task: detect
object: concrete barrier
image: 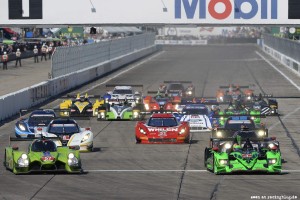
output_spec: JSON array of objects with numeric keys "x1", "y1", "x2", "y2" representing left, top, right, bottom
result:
[
  {"x1": 262, "y1": 44, "x2": 300, "y2": 76},
  {"x1": 0, "y1": 45, "x2": 158, "y2": 121}
]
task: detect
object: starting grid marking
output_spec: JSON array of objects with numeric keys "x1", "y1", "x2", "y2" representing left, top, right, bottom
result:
[{"x1": 84, "y1": 169, "x2": 300, "y2": 173}]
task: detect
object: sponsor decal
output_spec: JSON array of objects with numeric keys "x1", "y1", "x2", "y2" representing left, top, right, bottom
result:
[
  {"x1": 175, "y1": 0, "x2": 278, "y2": 20},
  {"x1": 148, "y1": 128, "x2": 179, "y2": 132}
]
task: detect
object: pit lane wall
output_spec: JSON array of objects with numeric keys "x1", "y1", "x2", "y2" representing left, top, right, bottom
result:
[
  {"x1": 262, "y1": 34, "x2": 300, "y2": 75},
  {"x1": 0, "y1": 33, "x2": 157, "y2": 121}
]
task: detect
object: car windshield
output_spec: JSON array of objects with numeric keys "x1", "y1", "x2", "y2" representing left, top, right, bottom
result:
[
  {"x1": 168, "y1": 84, "x2": 184, "y2": 90},
  {"x1": 113, "y1": 89, "x2": 133, "y2": 94},
  {"x1": 225, "y1": 120, "x2": 255, "y2": 130},
  {"x1": 48, "y1": 123, "x2": 79, "y2": 134},
  {"x1": 148, "y1": 117, "x2": 178, "y2": 127},
  {"x1": 28, "y1": 115, "x2": 55, "y2": 126},
  {"x1": 182, "y1": 108, "x2": 208, "y2": 115},
  {"x1": 31, "y1": 140, "x2": 57, "y2": 152},
  {"x1": 234, "y1": 131, "x2": 259, "y2": 139}
]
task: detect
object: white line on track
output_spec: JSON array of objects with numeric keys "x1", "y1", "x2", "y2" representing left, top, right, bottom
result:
[
  {"x1": 84, "y1": 170, "x2": 208, "y2": 172},
  {"x1": 81, "y1": 51, "x2": 165, "y2": 94},
  {"x1": 256, "y1": 51, "x2": 300, "y2": 130},
  {"x1": 84, "y1": 169, "x2": 300, "y2": 173},
  {"x1": 256, "y1": 51, "x2": 300, "y2": 92},
  {"x1": 269, "y1": 106, "x2": 300, "y2": 131}
]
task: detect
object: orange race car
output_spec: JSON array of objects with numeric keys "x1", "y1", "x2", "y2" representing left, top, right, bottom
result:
[{"x1": 216, "y1": 84, "x2": 254, "y2": 103}]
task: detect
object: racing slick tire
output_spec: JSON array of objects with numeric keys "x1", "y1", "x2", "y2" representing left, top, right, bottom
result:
[
  {"x1": 136, "y1": 137, "x2": 141, "y2": 144},
  {"x1": 4, "y1": 151, "x2": 8, "y2": 170},
  {"x1": 184, "y1": 134, "x2": 191, "y2": 144},
  {"x1": 204, "y1": 148, "x2": 209, "y2": 167},
  {"x1": 212, "y1": 155, "x2": 219, "y2": 175}
]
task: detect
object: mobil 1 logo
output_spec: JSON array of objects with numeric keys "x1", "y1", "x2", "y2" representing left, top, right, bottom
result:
[{"x1": 8, "y1": 0, "x2": 42, "y2": 19}]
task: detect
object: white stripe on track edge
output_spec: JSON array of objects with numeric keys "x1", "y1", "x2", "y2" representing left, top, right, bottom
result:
[
  {"x1": 256, "y1": 51, "x2": 300, "y2": 92},
  {"x1": 256, "y1": 51, "x2": 300, "y2": 130},
  {"x1": 84, "y1": 169, "x2": 300, "y2": 173},
  {"x1": 81, "y1": 51, "x2": 165, "y2": 94},
  {"x1": 84, "y1": 169, "x2": 207, "y2": 172}
]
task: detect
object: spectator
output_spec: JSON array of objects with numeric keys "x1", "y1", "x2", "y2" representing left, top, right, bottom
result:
[
  {"x1": 15, "y1": 48, "x2": 22, "y2": 67},
  {"x1": 33, "y1": 45, "x2": 39, "y2": 63},
  {"x1": 1, "y1": 52, "x2": 8, "y2": 70},
  {"x1": 41, "y1": 44, "x2": 47, "y2": 61},
  {"x1": 48, "y1": 44, "x2": 53, "y2": 59}
]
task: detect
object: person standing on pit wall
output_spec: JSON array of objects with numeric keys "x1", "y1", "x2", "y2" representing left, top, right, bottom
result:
[
  {"x1": 33, "y1": 45, "x2": 39, "y2": 63},
  {"x1": 48, "y1": 44, "x2": 53, "y2": 59},
  {"x1": 41, "y1": 44, "x2": 47, "y2": 61},
  {"x1": 1, "y1": 52, "x2": 8, "y2": 70},
  {"x1": 15, "y1": 48, "x2": 22, "y2": 67}
]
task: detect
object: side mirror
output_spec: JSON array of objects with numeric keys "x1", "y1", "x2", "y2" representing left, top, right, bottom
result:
[
  {"x1": 69, "y1": 146, "x2": 80, "y2": 150},
  {"x1": 12, "y1": 146, "x2": 19, "y2": 150}
]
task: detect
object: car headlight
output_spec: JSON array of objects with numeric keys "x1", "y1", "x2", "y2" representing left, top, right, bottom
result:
[
  {"x1": 219, "y1": 159, "x2": 228, "y2": 165},
  {"x1": 68, "y1": 153, "x2": 79, "y2": 166},
  {"x1": 224, "y1": 143, "x2": 231, "y2": 149},
  {"x1": 18, "y1": 123, "x2": 27, "y2": 131},
  {"x1": 18, "y1": 154, "x2": 29, "y2": 167},
  {"x1": 139, "y1": 127, "x2": 146, "y2": 134},
  {"x1": 251, "y1": 116, "x2": 255, "y2": 120},
  {"x1": 216, "y1": 131, "x2": 223, "y2": 138},
  {"x1": 220, "y1": 117, "x2": 224, "y2": 121},
  {"x1": 258, "y1": 130, "x2": 265, "y2": 137},
  {"x1": 179, "y1": 128, "x2": 186, "y2": 134},
  {"x1": 22, "y1": 154, "x2": 28, "y2": 159},
  {"x1": 68, "y1": 153, "x2": 75, "y2": 159},
  {"x1": 187, "y1": 91, "x2": 192, "y2": 95},
  {"x1": 175, "y1": 104, "x2": 179, "y2": 110},
  {"x1": 219, "y1": 96, "x2": 223, "y2": 101},
  {"x1": 64, "y1": 111, "x2": 69, "y2": 115},
  {"x1": 133, "y1": 111, "x2": 139, "y2": 117},
  {"x1": 81, "y1": 133, "x2": 90, "y2": 143},
  {"x1": 268, "y1": 158, "x2": 277, "y2": 165},
  {"x1": 247, "y1": 96, "x2": 251, "y2": 100},
  {"x1": 145, "y1": 104, "x2": 149, "y2": 111}
]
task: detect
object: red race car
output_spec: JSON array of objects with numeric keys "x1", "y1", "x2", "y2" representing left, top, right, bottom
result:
[{"x1": 135, "y1": 113, "x2": 190, "y2": 144}]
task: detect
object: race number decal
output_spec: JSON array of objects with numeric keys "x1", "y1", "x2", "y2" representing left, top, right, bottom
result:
[{"x1": 8, "y1": 0, "x2": 43, "y2": 19}]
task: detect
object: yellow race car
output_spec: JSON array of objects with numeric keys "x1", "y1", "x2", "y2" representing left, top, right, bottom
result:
[{"x1": 59, "y1": 93, "x2": 104, "y2": 117}]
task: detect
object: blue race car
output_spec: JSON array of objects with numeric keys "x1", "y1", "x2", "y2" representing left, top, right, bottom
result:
[{"x1": 15, "y1": 109, "x2": 56, "y2": 138}]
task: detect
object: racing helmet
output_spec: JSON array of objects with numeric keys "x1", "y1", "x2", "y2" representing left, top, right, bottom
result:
[
  {"x1": 211, "y1": 105, "x2": 219, "y2": 111},
  {"x1": 233, "y1": 143, "x2": 242, "y2": 151},
  {"x1": 253, "y1": 102, "x2": 261, "y2": 110}
]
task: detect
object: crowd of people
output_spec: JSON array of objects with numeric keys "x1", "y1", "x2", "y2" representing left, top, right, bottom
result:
[{"x1": 0, "y1": 41, "x2": 57, "y2": 70}]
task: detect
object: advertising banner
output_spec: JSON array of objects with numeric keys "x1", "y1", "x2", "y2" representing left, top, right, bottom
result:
[{"x1": 1, "y1": 0, "x2": 300, "y2": 25}]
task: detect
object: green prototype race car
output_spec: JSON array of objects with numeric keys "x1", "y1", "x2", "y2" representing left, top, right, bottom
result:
[
  {"x1": 204, "y1": 131, "x2": 281, "y2": 174},
  {"x1": 4, "y1": 137, "x2": 82, "y2": 174},
  {"x1": 97, "y1": 101, "x2": 144, "y2": 121}
]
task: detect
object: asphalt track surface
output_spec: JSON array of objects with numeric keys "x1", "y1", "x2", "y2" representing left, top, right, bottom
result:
[{"x1": 0, "y1": 45, "x2": 300, "y2": 200}]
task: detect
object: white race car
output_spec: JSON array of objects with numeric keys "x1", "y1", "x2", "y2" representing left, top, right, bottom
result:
[
  {"x1": 106, "y1": 84, "x2": 142, "y2": 106},
  {"x1": 179, "y1": 104, "x2": 212, "y2": 132},
  {"x1": 35, "y1": 118, "x2": 93, "y2": 152}
]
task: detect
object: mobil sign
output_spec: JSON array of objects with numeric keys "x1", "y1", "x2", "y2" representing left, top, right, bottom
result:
[{"x1": 174, "y1": 0, "x2": 279, "y2": 23}]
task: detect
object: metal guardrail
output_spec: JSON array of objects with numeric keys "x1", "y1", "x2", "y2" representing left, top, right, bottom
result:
[
  {"x1": 51, "y1": 33, "x2": 155, "y2": 78},
  {"x1": 263, "y1": 34, "x2": 300, "y2": 63}
]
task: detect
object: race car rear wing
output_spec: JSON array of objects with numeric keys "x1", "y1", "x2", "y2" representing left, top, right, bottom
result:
[
  {"x1": 211, "y1": 128, "x2": 268, "y2": 139},
  {"x1": 19, "y1": 108, "x2": 91, "y2": 120},
  {"x1": 9, "y1": 136, "x2": 80, "y2": 150},
  {"x1": 61, "y1": 93, "x2": 101, "y2": 99},
  {"x1": 163, "y1": 81, "x2": 192, "y2": 84},
  {"x1": 219, "y1": 85, "x2": 251, "y2": 89},
  {"x1": 106, "y1": 84, "x2": 143, "y2": 88}
]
